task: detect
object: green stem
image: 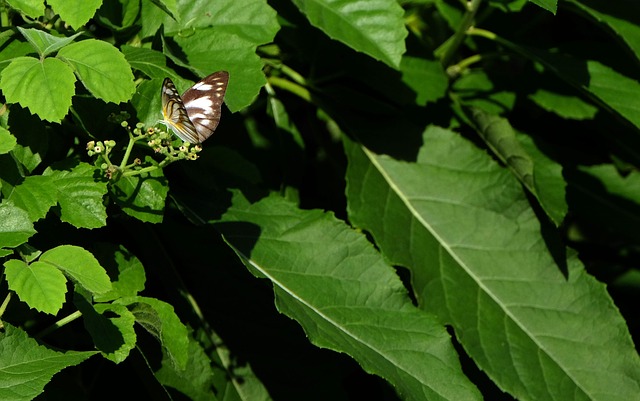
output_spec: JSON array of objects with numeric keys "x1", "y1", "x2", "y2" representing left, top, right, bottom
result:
[
  {"x1": 119, "y1": 132, "x2": 138, "y2": 170},
  {"x1": 0, "y1": 292, "x2": 11, "y2": 325},
  {"x1": 268, "y1": 76, "x2": 312, "y2": 103},
  {"x1": 101, "y1": 150, "x2": 114, "y2": 167},
  {"x1": 466, "y1": 27, "x2": 523, "y2": 61},
  {"x1": 0, "y1": 2, "x2": 9, "y2": 28},
  {"x1": 438, "y1": 0, "x2": 484, "y2": 67},
  {"x1": 121, "y1": 157, "x2": 174, "y2": 177},
  {"x1": 263, "y1": 59, "x2": 307, "y2": 86},
  {"x1": 466, "y1": 26, "x2": 498, "y2": 41},
  {"x1": 446, "y1": 53, "x2": 483, "y2": 77},
  {"x1": 36, "y1": 310, "x2": 82, "y2": 338}
]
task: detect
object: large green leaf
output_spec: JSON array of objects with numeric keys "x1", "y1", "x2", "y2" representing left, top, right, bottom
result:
[
  {"x1": 4, "y1": 259, "x2": 67, "y2": 314},
  {"x1": 217, "y1": 193, "x2": 481, "y2": 401},
  {"x1": 344, "y1": 126, "x2": 640, "y2": 401},
  {"x1": 5, "y1": 0, "x2": 44, "y2": 19},
  {"x1": 6, "y1": 175, "x2": 58, "y2": 222},
  {"x1": 112, "y1": 157, "x2": 167, "y2": 223},
  {"x1": 291, "y1": 0, "x2": 407, "y2": 68},
  {"x1": 0, "y1": 201, "x2": 36, "y2": 248},
  {"x1": 75, "y1": 294, "x2": 137, "y2": 364},
  {"x1": 154, "y1": 337, "x2": 217, "y2": 401},
  {"x1": 57, "y1": 39, "x2": 135, "y2": 104},
  {"x1": 0, "y1": 324, "x2": 97, "y2": 401},
  {"x1": 172, "y1": 29, "x2": 266, "y2": 112},
  {"x1": 48, "y1": 0, "x2": 102, "y2": 29},
  {"x1": 0, "y1": 127, "x2": 16, "y2": 154},
  {"x1": 122, "y1": 45, "x2": 178, "y2": 82},
  {"x1": 0, "y1": 56, "x2": 76, "y2": 122},
  {"x1": 140, "y1": 0, "x2": 279, "y2": 42},
  {"x1": 40, "y1": 245, "x2": 112, "y2": 295},
  {"x1": 117, "y1": 296, "x2": 190, "y2": 369},
  {"x1": 130, "y1": 78, "x2": 164, "y2": 130},
  {"x1": 93, "y1": 245, "x2": 147, "y2": 302},
  {"x1": 399, "y1": 56, "x2": 449, "y2": 105},
  {"x1": 44, "y1": 162, "x2": 108, "y2": 228}
]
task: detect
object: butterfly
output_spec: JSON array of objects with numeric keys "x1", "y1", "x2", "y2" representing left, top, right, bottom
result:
[{"x1": 161, "y1": 71, "x2": 229, "y2": 143}]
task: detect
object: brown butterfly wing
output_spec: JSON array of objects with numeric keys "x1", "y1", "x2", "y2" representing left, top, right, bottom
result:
[{"x1": 180, "y1": 71, "x2": 229, "y2": 143}]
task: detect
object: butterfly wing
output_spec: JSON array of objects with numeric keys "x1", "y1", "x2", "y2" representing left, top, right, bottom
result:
[
  {"x1": 161, "y1": 78, "x2": 200, "y2": 143},
  {"x1": 180, "y1": 71, "x2": 229, "y2": 143}
]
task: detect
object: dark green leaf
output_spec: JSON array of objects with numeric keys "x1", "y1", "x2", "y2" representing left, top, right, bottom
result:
[
  {"x1": 0, "y1": 324, "x2": 97, "y2": 401},
  {"x1": 112, "y1": 157, "x2": 167, "y2": 223},
  {"x1": 217, "y1": 193, "x2": 482, "y2": 401},
  {"x1": 291, "y1": 0, "x2": 408, "y2": 68},
  {"x1": 117, "y1": 296, "x2": 190, "y2": 369},
  {"x1": 344, "y1": 126, "x2": 640, "y2": 401}
]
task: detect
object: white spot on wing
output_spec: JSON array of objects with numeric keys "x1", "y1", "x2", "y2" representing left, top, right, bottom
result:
[
  {"x1": 193, "y1": 83, "x2": 214, "y2": 91},
  {"x1": 184, "y1": 96, "x2": 213, "y2": 110}
]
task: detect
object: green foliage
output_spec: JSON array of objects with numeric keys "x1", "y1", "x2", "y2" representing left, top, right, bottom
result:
[
  {"x1": 0, "y1": 323, "x2": 97, "y2": 401},
  {"x1": 0, "y1": 0, "x2": 639, "y2": 400}
]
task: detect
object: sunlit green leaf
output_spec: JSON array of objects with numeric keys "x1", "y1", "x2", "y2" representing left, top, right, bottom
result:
[
  {"x1": 173, "y1": 29, "x2": 265, "y2": 112},
  {"x1": 0, "y1": 56, "x2": 76, "y2": 122},
  {"x1": 17, "y1": 27, "x2": 82, "y2": 57},
  {"x1": 0, "y1": 127, "x2": 17, "y2": 154},
  {"x1": 57, "y1": 40, "x2": 136, "y2": 103},
  {"x1": 4, "y1": 259, "x2": 67, "y2": 314},
  {"x1": 40, "y1": 245, "x2": 112, "y2": 295},
  {"x1": 5, "y1": 0, "x2": 44, "y2": 18},
  {"x1": 140, "y1": 0, "x2": 279, "y2": 43},
  {"x1": 44, "y1": 162, "x2": 108, "y2": 229},
  {"x1": 6, "y1": 175, "x2": 58, "y2": 222},
  {"x1": 0, "y1": 201, "x2": 36, "y2": 248},
  {"x1": 48, "y1": 0, "x2": 102, "y2": 29}
]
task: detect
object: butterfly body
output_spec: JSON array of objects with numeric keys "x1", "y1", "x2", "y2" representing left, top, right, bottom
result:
[{"x1": 161, "y1": 71, "x2": 229, "y2": 143}]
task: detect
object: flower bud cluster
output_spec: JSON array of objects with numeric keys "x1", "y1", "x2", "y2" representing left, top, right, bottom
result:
[{"x1": 86, "y1": 140, "x2": 116, "y2": 157}]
